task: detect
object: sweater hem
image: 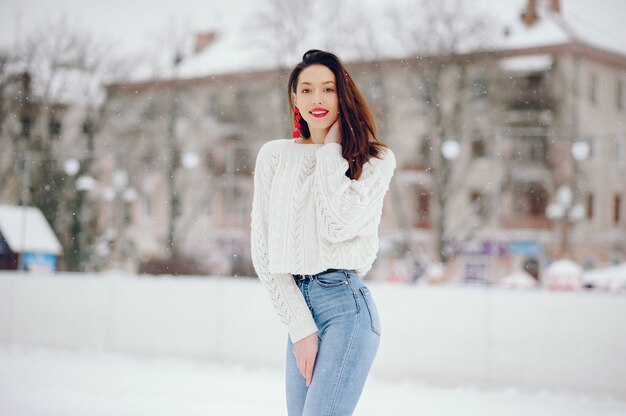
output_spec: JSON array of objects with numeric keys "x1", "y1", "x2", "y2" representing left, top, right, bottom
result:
[
  {"x1": 269, "y1": 266, "x2": 371, "y2": 276},
  {"x1": 288, "y1": 321, "x2": 319, "y2": 343}
]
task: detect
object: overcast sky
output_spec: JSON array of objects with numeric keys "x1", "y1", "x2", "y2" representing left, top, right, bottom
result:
[
  {"x1": 0, "y1": 0, "x2": 255, "y2": 54},
  {"x1": 1, "y1": 0, "x2": 625, "y2": 59}
]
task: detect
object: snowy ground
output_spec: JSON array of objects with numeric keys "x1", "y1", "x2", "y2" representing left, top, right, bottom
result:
[{"x1": 1, "y1": 346, "x2": 625, "y2": 416}]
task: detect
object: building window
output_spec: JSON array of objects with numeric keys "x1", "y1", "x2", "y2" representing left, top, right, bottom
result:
[
  {"x1": 617, "y1": 79, "x2": 623, "y2": 110},
  {"x1": 470, "y1": 191, "x2": 486, "y2": 218},
  {"x1": 142, "y1": 100, "x2": 157, "y2": 120},
  {"x1": 49, "y1": 120, "x2": 62, "y2": 138},
  {"x1": 511, "y1": 136, "x2": 546, "y2": 162},
  {"x1": 589, "y1": 72, "x2": 597, "y2": 105},
  {"x1": 471, "y1": 131, "x2": 486, "y2": 158},
  {"x1": 206, "y1": 93, "x2": 218, "y2": 117},
  {"x1": 236, "y1": 88, "x2": 255, "y2": 122},
  {"x1": 528, "y1": 183, "x2": 548, "y2": 216},
  {"x1": 141, "y1": 194, "x2": 153, "y2": 222},
  {"x1": 527, "y1": 74, "x2": 543, "y2": 89},
  {"x1": 419, "y1": 135, "x2": 432, "y2": 164},
  {"x1": 21, "y1": 116, "x2": 31, "y2": 137},
  {"x1": 82, "y1": 120, "x2": 93, "y2": 136},
  {"x1": 529, "y1": 138, "x2": 546, "y2": 161},
  {"x1": 366, "y1": 78, "x2": 385, "y2": 105},
  {"x1": 587, "y1": 193, "x2": 594, "y2": 220},
  {"x1": 471, "y1": 75, "x2": 488, "y2": 100},
  {"x1": 615, "y1": 194, "x2": 622, "y2": 225},
  {"x1": 513, "y1": 183, "x2": 547, "y2": 216},
  {"x1": 420, "y1": 77, "x2": 435, "y2": 106},
  {"x1": 415, "y1": 190, "x2": 431, "y2": 227}
]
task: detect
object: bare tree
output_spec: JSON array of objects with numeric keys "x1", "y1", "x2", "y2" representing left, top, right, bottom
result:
[
  {"x1": 0, "y1": 16, "x2": 134, "y2": 271},
  {"x1": 137, "y1": 18, "x2": 200, "y2": 255},
  {"x1": 242, "y1": 0, "x2": 388, "y2": 66},
  {"x1": 314, "y1": 0, "x2": 386, "y2": 61},
  {"x1": 243, "y1": 0, "x2": 314, "y2": 69},
  {"x1": 387, "y1": 0, "x2": 496, "y2": 264}
]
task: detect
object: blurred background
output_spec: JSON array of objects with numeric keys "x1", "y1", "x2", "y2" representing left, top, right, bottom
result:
[{"x1": 0, "y1": 0, "x2": 625, "y2": 414}]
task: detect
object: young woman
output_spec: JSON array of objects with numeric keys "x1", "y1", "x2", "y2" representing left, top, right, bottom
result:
[{"x1": 250, "y1": 49, "x2": 396, "y2": 415}]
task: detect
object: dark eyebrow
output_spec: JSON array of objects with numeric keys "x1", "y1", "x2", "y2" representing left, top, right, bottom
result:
[{"x1": 298, "y1": 81, "x2": 336, "y2": 86}]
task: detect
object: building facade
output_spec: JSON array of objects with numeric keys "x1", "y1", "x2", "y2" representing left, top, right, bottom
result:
[
  {"x1": 95, "y1": 37, "x2": 625, "y2": 280},
  {"x1": 3, "y1": 2, "x2": 624, "y2": 280}
]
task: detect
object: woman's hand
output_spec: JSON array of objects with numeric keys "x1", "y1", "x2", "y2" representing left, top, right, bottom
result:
[
  {"x1": 324, "y1": 120, "x2": 341, "y2": 145},
  {"x1": 292, "y1": 332, "x2": 319, "y2": 387}
]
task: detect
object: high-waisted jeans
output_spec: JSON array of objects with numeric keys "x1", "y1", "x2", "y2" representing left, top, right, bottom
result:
[{"x1": 286, "y1": 269, "x2": 381, "y2": 416}]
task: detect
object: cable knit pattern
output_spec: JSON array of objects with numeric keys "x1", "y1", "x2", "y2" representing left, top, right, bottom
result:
[{"x1": 250, "y1": 138, "x2": 396, "y2": 343}]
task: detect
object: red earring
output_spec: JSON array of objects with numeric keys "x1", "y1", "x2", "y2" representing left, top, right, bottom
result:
[{"x1": 292, "y1": 107, "x2": 301, "y2": 139}]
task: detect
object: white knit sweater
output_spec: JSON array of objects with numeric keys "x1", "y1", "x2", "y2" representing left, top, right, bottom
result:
[{"x1": 250, "y1": 138, "x2": 396, "y2": 343}]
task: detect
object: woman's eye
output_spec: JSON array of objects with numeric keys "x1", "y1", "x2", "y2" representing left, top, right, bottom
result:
[
  {"x1": 300, "y1": 89, "x2": 310, "y2": 93},
  {"x1": 325, "y1": 88, "x2": 335, "y2": 92}
]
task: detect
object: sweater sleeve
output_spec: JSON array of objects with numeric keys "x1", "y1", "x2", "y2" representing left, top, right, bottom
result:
[
  {"x1": 314, "y1": 143, "x2": 396, "y2": 243},
  {"x1": 250, "y1": 142, "x2": 318, "y2": 343}
]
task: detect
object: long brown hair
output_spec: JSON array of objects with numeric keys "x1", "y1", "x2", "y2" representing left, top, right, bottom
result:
[{"x1": 287, "y1": 49, "x2": 389, "y2": 180}]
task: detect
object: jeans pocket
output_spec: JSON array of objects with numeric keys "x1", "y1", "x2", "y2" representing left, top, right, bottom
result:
[
  {"x1": 313, "y1": 271, "x2": 349, "y2": 288},
  {"x1": 359, "y1": 286, "x2": 381, "y2": 336}
]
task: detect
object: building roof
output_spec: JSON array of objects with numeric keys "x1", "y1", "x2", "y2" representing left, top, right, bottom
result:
[
  {"x1": 491, "y1": 1, "x2": 625, "y2": 57},
  {"x1": 0, "y1": 205, "x2": 62, "y2": 255},
  {"x1": 108, "y1": 0, "x2": 626, "y2": 89}
]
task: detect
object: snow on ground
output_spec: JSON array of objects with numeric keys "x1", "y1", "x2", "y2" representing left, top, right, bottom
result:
[{"x1": 1, "y1": 346, "x2": 625, "y2": 416}]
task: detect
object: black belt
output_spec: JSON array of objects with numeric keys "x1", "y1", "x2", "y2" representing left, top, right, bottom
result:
[{"x1": 293, "y1": 268, "x2": 357, "y2": 282}]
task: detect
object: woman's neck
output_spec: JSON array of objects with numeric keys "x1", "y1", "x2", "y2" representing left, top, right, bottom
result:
[{"x1": 307, "y1": 127, "x2": 329, "y2": 145}]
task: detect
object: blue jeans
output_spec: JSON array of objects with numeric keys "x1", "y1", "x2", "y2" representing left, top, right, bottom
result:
[{"x1": 286, "y1": 269, "x2": 381, "y2": 416}]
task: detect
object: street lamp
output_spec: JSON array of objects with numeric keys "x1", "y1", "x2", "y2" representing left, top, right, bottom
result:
[
  {"x1": 441, "y1": 139, "x2": 461, "y2": 161},
  {"x1": 544, "y1": 140, "x2": 590, "y2": 258},
  {"x1": 63, "y1": 158, "x2": 81, "y2": 176},
  {"x1": 437, "y1": 138, "x2": 460, "y2": 263},
  {"x1": 181, "y1": 151, "x2": 200, "y2": 169},
  {"x1": 571, "y1": 141, "x2": 590, "y2": 161},
  {"x1": 75, "y1": 175, "x2": 98, "y2": 192},
  {"x1": 104, "y1": 169, "x2": 136, "y2": 271},
  {"x1": 546, "y1": 186, "x2": 586, "y2": 258}
]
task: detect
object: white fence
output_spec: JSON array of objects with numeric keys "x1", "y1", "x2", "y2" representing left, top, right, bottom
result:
[{"x1": 0, "y1": 272, "x2": 624, "y2": 397}]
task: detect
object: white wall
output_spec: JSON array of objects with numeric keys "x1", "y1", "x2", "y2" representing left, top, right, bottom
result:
[{"x1": 0, "y1": 272, "x2": 624, "y2": 397}]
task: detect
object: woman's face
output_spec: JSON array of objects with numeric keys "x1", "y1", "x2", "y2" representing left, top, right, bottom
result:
[{"x1": 294, "y1": 64, "x2": 339, "y2": 134}]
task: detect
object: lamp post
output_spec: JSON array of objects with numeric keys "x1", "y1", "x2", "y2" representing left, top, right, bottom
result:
[
  {"x1": 437, "y1": 138, "x2": 460, "y2": 263},
  {"x1": 546, "y1": 186, "x2": 585, "y2": 258},
  {"x1": 104, "y1": 169, "x2": 136, "y2": 271},
  {"x1": 166, "y1": 51, "x2": 185, "y2": 253},
  {"x1": 441, "y1": 139, "x2": 461, "y2": 161},
  {"x1": 545, "y1": 140, "x2": 590, "y2": 258}
]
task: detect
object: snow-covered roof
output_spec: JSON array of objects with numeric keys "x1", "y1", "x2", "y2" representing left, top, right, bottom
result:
[
  {"x1": 499, "y1": 54, "x2": 554, "y2": 73},
  {"x1": 485, "y1": 0, "x2": 626, "y2": 56},
  {"x1": 0, "y1": 205, "x2": 62, "y2": 255},
  {"x1": 6, "y1": 1, "x2": 623, "y2": 92},
  {"x1": 126, "y1": 0, "x2": 626, "y2": 84},
  {"x1": 492, "y1": 8, "x2": 572, "y2": 52}
]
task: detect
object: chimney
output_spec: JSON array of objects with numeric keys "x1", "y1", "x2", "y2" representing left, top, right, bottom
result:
[
  {"x1": 550, "y1": 0, "x2": 561, "y2": 13},
  {"x1": 19, "y1": 71, "x2": 31, "y2": 91},
  {"x1": 194, "y1": 31, "x2": 217, "y2": 54},
  {"x1": 521, "y1": 0, "x2": 538, "y2": 27}
]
